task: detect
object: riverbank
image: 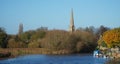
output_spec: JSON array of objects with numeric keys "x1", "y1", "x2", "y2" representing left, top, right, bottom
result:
[
  {"x1": 0, "y1": 48, "x2": 73, "y2": 58},
  {"x1": 106, "y1": 58, "x2": 120, "y2": 64}
]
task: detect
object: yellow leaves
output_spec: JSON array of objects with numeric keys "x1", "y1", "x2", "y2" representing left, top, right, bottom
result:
[{"x1": 102, "y1": 28, "x2": 120, "y2": 48}]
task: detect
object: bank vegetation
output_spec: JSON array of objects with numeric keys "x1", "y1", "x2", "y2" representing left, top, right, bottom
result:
[{"x1": 0, "y1": 25, "x2": 110, "y2": 57}]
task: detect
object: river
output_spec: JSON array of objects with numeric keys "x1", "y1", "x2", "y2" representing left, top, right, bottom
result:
[{"x1": 0, "y1": 54, "x2": 108, "y2": 64}]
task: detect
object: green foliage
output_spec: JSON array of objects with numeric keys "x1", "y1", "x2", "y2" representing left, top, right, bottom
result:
[
  {"x1": 98, "y1": 35, "x2": 107, "y2": 47},
  {"x1": 0, "y1": 27, "x2": 7, "y2": 48},
  {"x1": 31, "y1": 30, "x2": 46, "y2": 40},
  {"x1": 7, "y1": 38, "x2": 27, "y2": 48},
  {"x1": 28, "y1": 41, "x2": 40, "y2": 48},
  {"x1": 101, "y1": 41, "x2": 107, "y2": 47},
  {"x1": 18, "y1": 31, "x2": 32, "y2": 43}
]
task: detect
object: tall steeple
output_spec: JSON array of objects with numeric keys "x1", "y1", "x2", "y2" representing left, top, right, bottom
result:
[{"x1": 69, "y1": 8, "x2": 75, "y2": 32}]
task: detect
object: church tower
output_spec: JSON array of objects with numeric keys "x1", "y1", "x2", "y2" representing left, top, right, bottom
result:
[
  {"x1": 18, "y1": 23, "x2": 23, "y2": 34},
  {"x1": 69, "y1": 8, "x2": 75, "y2": 32}
]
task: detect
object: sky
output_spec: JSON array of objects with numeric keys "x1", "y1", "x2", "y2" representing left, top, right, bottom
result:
[{"x1": 0, "y1": 0, "x2": 120, "y2": 34}]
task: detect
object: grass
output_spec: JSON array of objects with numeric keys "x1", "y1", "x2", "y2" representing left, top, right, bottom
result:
[{"x1": 0, "y1": 48, "x2": 71, "y2": 57}]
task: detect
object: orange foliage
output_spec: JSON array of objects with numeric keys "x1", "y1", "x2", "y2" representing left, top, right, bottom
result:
[{"x1": 102, "y1": 28, "x2": 120, "y2": 48}]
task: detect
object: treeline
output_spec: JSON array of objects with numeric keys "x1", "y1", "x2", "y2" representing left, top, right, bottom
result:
[{"x1": 0, "y1": 25, "x2": 109, "y2": 53}]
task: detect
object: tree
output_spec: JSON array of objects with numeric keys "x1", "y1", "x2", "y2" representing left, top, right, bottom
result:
[
  {"x1": 85, "y1": 26, "x2": 95, "y2": 34},
  {"x1": 41, "y1": 30, "x2": 78, "y2": 52},
  {"x1": 97, "y1": 35, "x2": 107, "y2": 47},
  {"x1": 7, "y1": 38, "x2": 26, "y2": 48},
  {"x1": 7, "y1": 35, "x2": 27, "y2": 48},
  {"x1": 0, "y1": 27, "x2": 7, "y2": 48},
  {"x1": 96, "y1": 25, "x2": 109, "y2": 37},
  {"x1": 31, "y1": 30, "x2": 46, "y2": 41},
  {"x1": 19, "y1": 32, "x2": 31, "y2": 43},
  {"x1": 74, "y1": 30, "x2": 97, "y2": 53},
  {"x1": 28, "y1": 40, "x2": 40, "y2": 48},
  {"x1": 76, "y1": 41, "x2": 86, "y2": 52},
  {"x1": 102, "y1": 28, "x2": 120, "y2": 48}
]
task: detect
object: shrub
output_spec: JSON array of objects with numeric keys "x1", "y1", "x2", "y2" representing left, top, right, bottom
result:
[{"x1": 28, "y1": 41, "x2": 40, "y2": 48}]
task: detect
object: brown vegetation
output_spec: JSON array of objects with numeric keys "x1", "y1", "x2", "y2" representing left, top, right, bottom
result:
[
  {"x1": 0, "y1": 48, "x2": 72, "y2": 56},
  {"x1": 0, "y1": 26, "x2": 110, "y2": 55}
]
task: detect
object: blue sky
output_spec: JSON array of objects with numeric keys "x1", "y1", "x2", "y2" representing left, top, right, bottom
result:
[{"x1": 0, "y1": 0, "x2": 120, "y2": 34}]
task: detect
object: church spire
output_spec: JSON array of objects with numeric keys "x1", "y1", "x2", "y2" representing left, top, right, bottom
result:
[{"x1": 69, "y1": 8, "x2": 75, "y2": 32}]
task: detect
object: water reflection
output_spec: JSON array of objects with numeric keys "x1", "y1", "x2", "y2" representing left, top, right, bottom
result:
[{"x1": 0, "y1": 54, "x2": 107, "y2": 64}]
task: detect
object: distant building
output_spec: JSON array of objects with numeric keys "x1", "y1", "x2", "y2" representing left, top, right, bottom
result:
[
  {"x1": 18, "y1": 23, "x2": 23, "y2": 34},
  {"x1": 69, "y1": 8, "x2": 75, "y2": 32}
]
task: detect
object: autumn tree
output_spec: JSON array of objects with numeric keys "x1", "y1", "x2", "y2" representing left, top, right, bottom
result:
[{"x1": 102, "y1": 28, "x2": 120, "y2": 48}]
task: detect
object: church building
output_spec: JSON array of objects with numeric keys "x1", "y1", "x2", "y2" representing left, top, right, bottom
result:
[{"x1": 69, "y1": 8, "x2": 75, "y2": 32}]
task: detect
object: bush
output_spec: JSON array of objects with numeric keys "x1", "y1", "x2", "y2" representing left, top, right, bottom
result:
[
  {"x1": 28, "y1": 41, "x2": 40, "y2": 48},
  {"x1": 7, "y1": 39, "x2": 27, "y2": 48}
]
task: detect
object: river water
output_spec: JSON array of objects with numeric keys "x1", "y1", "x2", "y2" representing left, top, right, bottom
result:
[{"x1": 0, "y1": 54, "x2": 108, "y2": 64}]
